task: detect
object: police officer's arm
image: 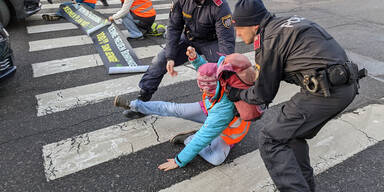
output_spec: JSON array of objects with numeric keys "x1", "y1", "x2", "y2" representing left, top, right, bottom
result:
[
  {"x1": 240, "y1": 43, "x2": 284, "y2": 105},
  {"x1": 214, "y1": 3, "x2": 235, "y2": 55},
  {"x1": 166, "y1": 0, "x2": 185, "y2": 61}
]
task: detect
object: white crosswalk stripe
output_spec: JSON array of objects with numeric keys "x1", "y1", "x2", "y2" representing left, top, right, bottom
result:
[
  {"x1": 27, "y1": 12, "x2": 169, "y2": 33},
  {"x1": 26, "y1": 1, "x2": 383, "y2": 190},
  {"x1": 27, "y1": 11, "x2": 169, "y2": 22},
  {"x1": 31, "y1": 44, "x2": 164, "y2": 77},
  {"x1": 41, "y1": 3, "x2": 171, "y2": 10}
]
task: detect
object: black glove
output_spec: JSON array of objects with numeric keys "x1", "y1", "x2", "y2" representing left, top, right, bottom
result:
[{"x1": 225, "y1": 85, "x2": 242, "y2": 102}]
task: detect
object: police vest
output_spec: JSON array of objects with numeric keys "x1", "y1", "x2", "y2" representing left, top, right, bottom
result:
[
  {"x1": 202, "y1": 89, "x2": 251, "y2": 145},
  {"x1": 83, "y1": 0, "x2": 97, "y2": 4},
  {"x1": 121, "y1": 0, "x2": 156, "y2": 18}
]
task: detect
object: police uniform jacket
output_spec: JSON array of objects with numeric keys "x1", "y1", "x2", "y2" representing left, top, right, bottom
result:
[
  {"x1": 240, "y1": 13, "x2": 349, "y2": 105},
  {"x1": 166, "y1": 0, "x2": 235, "y2": 60}
]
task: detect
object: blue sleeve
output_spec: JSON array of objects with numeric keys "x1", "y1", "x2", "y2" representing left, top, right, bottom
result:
[
  {"x1": 214, "y1": 2, "x2": 235, "y2": 55},
  {"x1": 189, "y1": 54, "x2": 207, "y2": 70},
  {"x1": 175, "y1": 96, "x2": 234, "y2": 167},
  {"x1": 165, "y1": 0, "x2": 185, "y2": 60}
]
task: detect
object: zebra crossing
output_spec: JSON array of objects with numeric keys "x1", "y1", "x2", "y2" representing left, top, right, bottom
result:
[{"x1": 24, "y1": 0, "x2": 384, "y2": 191}]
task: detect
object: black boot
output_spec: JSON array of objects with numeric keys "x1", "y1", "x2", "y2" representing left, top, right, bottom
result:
[
  {"x1": 122, "y1": 109, "x2": 146, "y2": 118},
  {"x1": 114, "y1": 95, "x2": 145, "y2": 118},
  {"x1": 122, "y1": 89, "x2": 152, "y2": 118},
  {"x1": 138, "y1": 89, "x2": 152, "y2": 102},
  {"x1": 100, "y1": 0, "x2": 109, "y2": 6},
  {"x1": 170, "y1": 130, "x2": 197, "y2": 145}
]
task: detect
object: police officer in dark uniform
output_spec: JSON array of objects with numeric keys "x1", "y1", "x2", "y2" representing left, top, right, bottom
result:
[
  {"x1": 123, "y1": 0, "x2": 235, "y2": 117},
  {"x1": 226, "y1": 0, "x2": 366, "y2": 191}
]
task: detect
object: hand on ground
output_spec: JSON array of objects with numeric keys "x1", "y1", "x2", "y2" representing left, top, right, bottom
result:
[{"x1": 158, "y1": 159, "x2": 179, "y2": 171}]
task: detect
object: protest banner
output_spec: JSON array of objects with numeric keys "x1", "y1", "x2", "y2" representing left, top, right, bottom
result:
[{"x1": 59, "y1": 3, "x2": 148, "y2": 74}]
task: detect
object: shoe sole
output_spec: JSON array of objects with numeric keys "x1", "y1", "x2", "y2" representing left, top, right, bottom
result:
[
  {"x1": 169, "y1": 130, "x2": 197, "y2": 144},
  {"x1": 113, "y1": 96, "x2": 119, "y2": 107},
  {"x1": 114, "y1": 95, "x2": 130, "y2": 109}
]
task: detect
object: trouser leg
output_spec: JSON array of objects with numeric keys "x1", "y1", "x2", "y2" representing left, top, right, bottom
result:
[
  {"x1": 289, "y1": 139, "x2": 315, "y2": 192},
  {"x1": 138, "y1": 35, "x2": 189, "y2": 94},
  {"x1": 184, "y1": 135, "x2": 230, "y2": 166},
  {"x1": 259, "y1": 83, "x2": 357, "y2": 192},
  {"x1": 132, "y1": 13, "x2": 155, "y2": 33},
  {"x1": 122, "y1": 12, "x2": 143, "y2": 38},
  {"x1": 130, "y1": 100, "x2": 207, "y2": 123}
]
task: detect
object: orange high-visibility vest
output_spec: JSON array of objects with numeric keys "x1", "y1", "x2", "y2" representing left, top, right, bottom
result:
[
  {"x1": 83, "y1": 0, "x2": 97, "y2": 4},
  {"x1": 121, "y1": 0, "x2": 156, "y2": 18},
  {"x1": 202, "y1": 89, "x2": 251, "y2": 145}
]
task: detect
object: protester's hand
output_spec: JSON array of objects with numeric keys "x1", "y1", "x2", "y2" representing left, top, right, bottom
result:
[
  {"x1": 226, "y1": 85, "x2": 242, "y2": 102},
  {"x1": 186, "y1": 46, "x2": 197, "y2": 60},
  {"x1": 166, "y1": 59, "x2": 178, "y2": 77},
  {"x1": 158, "y1": 159, "x2": 179, "y2": 171},
  {"x1": 108, "y1": 16, "x2": 114, "y2": 22}
]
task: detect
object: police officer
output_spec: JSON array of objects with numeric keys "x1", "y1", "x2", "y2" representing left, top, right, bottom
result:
[
  {"x1": 123, "y1": 0, "x2": 235, "y2": 117},
  {"x1": 226, "y1": 0, "x2": 365, "y2": 191}
]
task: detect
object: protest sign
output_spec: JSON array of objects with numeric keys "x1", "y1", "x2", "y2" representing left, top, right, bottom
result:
[{"x1": 59, "y1": 4, "x2": 148, "y2": 74}]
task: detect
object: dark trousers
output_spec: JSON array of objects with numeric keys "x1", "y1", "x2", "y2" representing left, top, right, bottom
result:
[
  {"x1": 131, "y1": 13, "x2": 155, "y2": 32},
  {"x1": 259, "y1": 83, "x2": 357, "y2": 192},
  {"x1": 139, "y1": 34, "x2": 220, "y2": 94}
]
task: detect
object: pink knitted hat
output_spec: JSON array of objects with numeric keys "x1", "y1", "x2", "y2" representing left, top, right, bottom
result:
[{"x1": 197, "y1": 62, "x2": 218, "y2": 95}]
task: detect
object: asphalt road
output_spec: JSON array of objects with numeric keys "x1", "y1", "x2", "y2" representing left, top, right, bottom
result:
[{"x1": 1, "y1": 0, "x2": 384, "y2": 191}]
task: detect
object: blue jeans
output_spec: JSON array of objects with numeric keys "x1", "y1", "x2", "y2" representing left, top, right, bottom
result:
[
  {"x1": 122, "y1": 12, "x2": 143, "y2": 38},
  {"x1": 130, "y1": 99, "x2": 231, "y2": 165}
]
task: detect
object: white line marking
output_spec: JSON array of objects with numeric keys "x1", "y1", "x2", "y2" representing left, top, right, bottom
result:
[
  {"x1": 42, "y1": 115, "x2": 201, "y2": 181},
  {"x1": 31, "y1": 44, "x2": 164, "y2": 77},
  {"x1": 40, "y1": 0, "x2": 166, "y2": 8},
  {"x1": 41, "y1": 3, "x2": 171, "y2": 11},
  {"x1": 26, "y1": 11, "x2": 169, "y2": 22},
  {"x1": 160, "y1": 102, "x2": 384, "y2": 192},
  {"x1": 26, "y1": 13, "x2": 169, "y2": 33},
  {"x1": 35, "y1": 65, "x2": 196, "y2": 116}
]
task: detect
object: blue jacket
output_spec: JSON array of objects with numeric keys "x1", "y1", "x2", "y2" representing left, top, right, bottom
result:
[
  {"x1": 166, "y1": 0, "x2": 235, "y2": 60},
  {"x1": 175, "y1": 55, "x2": 234, "y2": 167}
]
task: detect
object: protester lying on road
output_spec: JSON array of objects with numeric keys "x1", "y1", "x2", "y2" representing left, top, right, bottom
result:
[
  {"x1": 42, "y1": 0, "x2": 96, "y2": 21},
  {"x1": 114, "y1": 47, "x2": 261, "y2": 170}
]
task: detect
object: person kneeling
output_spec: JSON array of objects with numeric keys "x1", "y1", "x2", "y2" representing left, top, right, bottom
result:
[{"x1": 109, "y1": 0, "x2": 164, "y2": 40}]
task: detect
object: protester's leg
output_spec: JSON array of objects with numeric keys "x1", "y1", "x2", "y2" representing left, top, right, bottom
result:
[
  {"x1": 184, "y1": 135, "x2": 230, "y2": 166},
  {"x1": 122, "y1": 12, "x2": 143, "y2": 38},
  {"x1": 138, "y1": 35, "x2": 189, "y2": 96},
  {"x1": 258, "y1": 84, "x2": 356, "y2": 192},
  {"x1": 130, "y1": 100, "x2": 207, "y2": 123}
]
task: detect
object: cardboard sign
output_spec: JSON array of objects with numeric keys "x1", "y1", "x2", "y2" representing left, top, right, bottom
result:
[{"x1": 59, "y1": 4, "x2": 148, "y2": 74}]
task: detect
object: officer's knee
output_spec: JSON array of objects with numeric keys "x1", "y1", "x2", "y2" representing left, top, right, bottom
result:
[{"x1": 258, "y1": 129, "x2": 284, "y2": 153}]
